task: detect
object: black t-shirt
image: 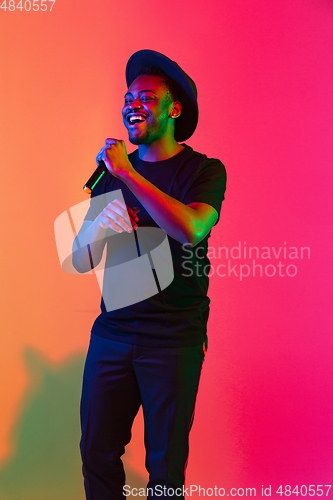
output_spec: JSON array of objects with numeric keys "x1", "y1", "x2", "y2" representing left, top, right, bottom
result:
[{"x1": 84, "y1": 144, "x2": 227, "y2": 347}]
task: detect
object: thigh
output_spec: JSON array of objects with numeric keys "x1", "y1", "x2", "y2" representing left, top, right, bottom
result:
[
  {"x1": 80, "y1": 335, "x2": 142, "y2": 458},
  {"x1": 133, "y1": 343, "x2": 205, "y2": 488}
]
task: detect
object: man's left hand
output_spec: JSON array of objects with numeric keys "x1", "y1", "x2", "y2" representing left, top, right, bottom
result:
[{"x1": 96, "y1": 139, "x2": 135, "y2": 179}]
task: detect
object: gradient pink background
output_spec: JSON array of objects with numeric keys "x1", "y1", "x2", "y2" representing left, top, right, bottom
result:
[{"x1": 1, "y1": 0, "x2": 333, "y2": 498}]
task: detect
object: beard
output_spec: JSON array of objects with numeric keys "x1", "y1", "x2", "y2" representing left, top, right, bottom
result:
[
  {"x1": 128, "y1": 128, "x2": 152, "y2": 145},
  {"x1": 126, "y1": 116, "x2": 171, "y2": 146}
]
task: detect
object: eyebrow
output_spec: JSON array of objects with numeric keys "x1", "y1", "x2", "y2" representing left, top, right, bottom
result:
[{"x1": 124, "y1": 90, "x2": 157, "y2": 97}]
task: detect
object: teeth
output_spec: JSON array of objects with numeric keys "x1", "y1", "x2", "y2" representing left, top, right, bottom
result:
[{"x1": 129, "y1": 115, "x2": 146, "y2": 123}]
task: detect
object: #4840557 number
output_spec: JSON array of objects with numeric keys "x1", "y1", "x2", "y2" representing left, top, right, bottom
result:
[{"x1": 0, "y1": 0, "x2": 56, "y2": 11}]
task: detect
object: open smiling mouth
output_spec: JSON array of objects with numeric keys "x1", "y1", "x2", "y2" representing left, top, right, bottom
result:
[{"x1": 127, "y1": 114, "x2": 148, "y2": 126}]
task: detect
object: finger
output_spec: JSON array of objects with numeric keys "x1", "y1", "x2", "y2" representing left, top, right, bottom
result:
[
  {"x1": 99, "y1": 216, "x2": 130, "y2": 232},
  {"x1": 129, "y1": 214, "x2": 139, "y2": 226},
  {"x1": 112, "y1": 199, "x2": 135, "y2": 223},
  {"x1": 108, "y1": 200, "x2": 139, "y2": 223},
  {"x1": 97, "y1": 144, "x2": 113, "y2": 164},
  {"x1": 129, "y1": 218, "x2": 138, "y2": 230},
  {"x1": 112, "y1": 199, "x2": 127, "y2": 210},
  {"x1": 96, "y1": 147, "x2": 106, "y2": 165},
  {"x1": 106, "y1": 138, "x2": 117, "y2": 145},
  {"x1": 109, "y1": 201, "x2": 139, "y2": 228},
  {"x1": 101, "y1": 213, "x2": 131, "y2": 233},
  {"x1": 103, "y1": 206, "x2": 132, "y2": 233},
  {"x1": 105, "y1": 200, "x2": 137, "y2": 230},
  {"x1": 101, "y1": 148, "x2": 111, "y2": 164},
  {"x1": 98, "y1": 213, "x2": 124, "y2": 232},
  {"x1": 126, "y1": 204, "x2": 140, "y2": 221},
  {"x1": 110, "y1": 199, "x2": 131, "y2": 222}
]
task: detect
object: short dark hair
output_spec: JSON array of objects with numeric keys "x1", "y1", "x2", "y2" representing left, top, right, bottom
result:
[{"x1": 138, "y1": 66, "x2": 181, "y2": 103}]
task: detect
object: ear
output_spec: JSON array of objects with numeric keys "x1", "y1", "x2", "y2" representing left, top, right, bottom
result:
[{"x1": 170, "y1": 101, "x2": 182, "y2": 119}]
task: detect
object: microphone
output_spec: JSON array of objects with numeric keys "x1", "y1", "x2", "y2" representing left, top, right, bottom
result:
[{"x1": 83, "y1": 161, "x2": 108, "y2": 194}]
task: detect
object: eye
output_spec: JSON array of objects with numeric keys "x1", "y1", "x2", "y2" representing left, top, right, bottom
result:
[{"x1": 141, "y1": 96, "x2": 153, "y2": 102}]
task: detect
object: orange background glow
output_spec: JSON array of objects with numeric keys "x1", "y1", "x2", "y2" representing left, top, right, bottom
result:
[{"x1": 1, "y1": 0, "x2": 333, "y2": 498}]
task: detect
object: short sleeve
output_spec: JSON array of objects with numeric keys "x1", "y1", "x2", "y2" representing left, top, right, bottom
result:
[
  {"x1": 84, "y1": 190, "x2": 105, "y2": 222},
  {"x1": 182, "y1": 159, "x2": 227, "y2": 225},
  {"x1": 83, "y1": 173, "x2": 115, "y2": 222}
]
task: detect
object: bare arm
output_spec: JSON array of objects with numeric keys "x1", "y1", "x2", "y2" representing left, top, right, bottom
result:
[
  {"x1": 122, "y1": 170, "x2": 218, "y2": 247},
  {"x1": 100, "y1": 139, "x2": 219, "y2": 247},
  {"x1": 72, "y1": 219, "x2": 107, "y2": 273}
]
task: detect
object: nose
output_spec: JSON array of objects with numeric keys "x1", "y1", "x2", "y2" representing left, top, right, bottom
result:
[{"x1": 126, "y1": 97, "x2": 142, "y2": 111}]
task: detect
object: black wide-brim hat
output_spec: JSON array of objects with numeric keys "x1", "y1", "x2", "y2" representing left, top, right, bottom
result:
[{"x1": 126, "y1": 49, "x2": 198, "y2": 142}]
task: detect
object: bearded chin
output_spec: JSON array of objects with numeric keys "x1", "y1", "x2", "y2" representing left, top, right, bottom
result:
[
  {"x1": 128, "y1": 130, "x2": 154, "y2": 146},
  {"x1": 128, "y1": 134, "x2": 145, "y2": 145}
]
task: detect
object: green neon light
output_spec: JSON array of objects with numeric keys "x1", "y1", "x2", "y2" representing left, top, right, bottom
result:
[{"x1": 91, "y1": 171, "x2": 106, "y2": 190}]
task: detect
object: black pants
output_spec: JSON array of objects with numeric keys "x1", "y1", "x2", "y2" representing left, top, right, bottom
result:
[{"x1": 80, "y1": 334, "x2": 206, "y2": 500}]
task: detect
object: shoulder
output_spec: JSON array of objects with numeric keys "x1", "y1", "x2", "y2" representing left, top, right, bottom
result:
[{"x1": 182, "y1": 145, "x2": 227, "y2": 179}]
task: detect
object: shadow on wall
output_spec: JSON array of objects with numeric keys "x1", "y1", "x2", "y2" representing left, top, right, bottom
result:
[{"x1": 0, "y1": 349, "x2": 147, "y2": 500}]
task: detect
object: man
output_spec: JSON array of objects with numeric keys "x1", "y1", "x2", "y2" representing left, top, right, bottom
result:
[{"x1": 73, "y1": 50, "x2": 227, "y2": 499}]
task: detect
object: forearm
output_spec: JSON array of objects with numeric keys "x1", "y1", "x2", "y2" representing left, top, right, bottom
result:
[
  {"x1": 121, "y1": 170, "x2": 199, "y2": 246},
  {"x1": 72, "y1": 219, "x2": 108, "y2": 273}
]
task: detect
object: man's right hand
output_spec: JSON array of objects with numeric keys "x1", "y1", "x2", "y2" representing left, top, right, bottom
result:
[{"x1": 96, "y1": 199, "x2": 140, "y2": 233}]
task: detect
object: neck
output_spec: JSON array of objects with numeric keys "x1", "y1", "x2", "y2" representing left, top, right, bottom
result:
[{"x1": 138, "y1": 137, "x2": 184, "y2": 162}]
